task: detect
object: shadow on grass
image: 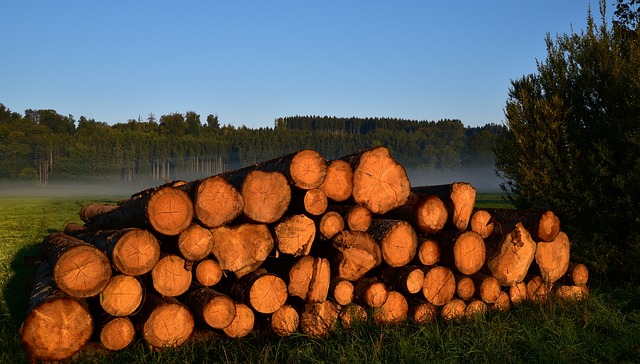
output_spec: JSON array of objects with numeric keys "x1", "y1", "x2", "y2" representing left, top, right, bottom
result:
[{"x1": 5, "y1": 242, "x2": 43, "y2": 327}]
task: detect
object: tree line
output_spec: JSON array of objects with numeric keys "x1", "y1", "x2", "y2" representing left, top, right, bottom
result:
[{"x1": 0, "y1": 105, "x2": 503, "y2": 185}]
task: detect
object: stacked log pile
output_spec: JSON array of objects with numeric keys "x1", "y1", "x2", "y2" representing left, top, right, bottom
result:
[{"x1": 19, "y1": 146, "x2": 589, "y2": 361}]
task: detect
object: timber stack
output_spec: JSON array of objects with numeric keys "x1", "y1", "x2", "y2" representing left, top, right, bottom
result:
[{"x1": 20, "y1": 146, "x2": 589, "y2": 361}]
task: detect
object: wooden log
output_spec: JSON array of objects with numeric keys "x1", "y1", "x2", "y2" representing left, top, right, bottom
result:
[
  {"x1": 441, "y1": 298, "x2": 466, "y2": 321},
  {"x1": 186, "y1": 287, "x2": 236, "y2": 330},
  {"x1": 259, "y1": 149, "x2": 328, "y2": 190},
  {"x1": 490, "y1": 291, "x2": 511, "y2": 312},
  {"x1": 509, "y1": 281, "x2": 528, "y2": 305},
  {"x1": 368, "y1": 219, "x2": 418, "y2": 268},
  {"x1": 456, "y1": 275, "x2": 475, "y2": 301},
  {"x1": 328, "y1": 204, "x2": 372, "y2": 232},
  {"x1": 563, "y1": 262, "x2": 589, "y2": 287},
  {"x1": 98, "y1": 316, "x2": 135, "y2": 351},
  {"x1": 99, "y1": 274, "x2": 143, "y2": 317},
  {"x1": 486, "y1": 222, "x2": 537, "y2": 286},
  {"x1": 555, "y1": 285, "x2": 589, "y2": 301},
  {"x1": 438, "y1": 230, "x2": 486, "y2": 275},
  {"x1": 331, "y1": 230, "x2": 382, "y2": 281},
  {"x1": 300, "y1": 300, "x2": 340, "y2": 337},
  {"x1": 177, "y1": 223, "x2": 214, "y2": 261},
  {"x1": 535, "y1": 231, "x2": 571, "y2": 284},
  {"x1": 271, "y1": 304, "x2": 300, "y2": 337},
  {"x1": 319, "y1": 159, "x2": 353, "y2": 202},
  {"x1": 341, "y1": 146, "x2": 411, "y2": 214},
  {"x1": 136, "y1": 294, "x2": 194, "y2": 349},
  {"x1": 383, "y1": 193, "x2": 448, "y2": 235},
  {"x1": 79, "y1": 203, "x2": 118, "y2": 223},
  {"x1": 470, "y1": 209, "x2": 494, "y2": 239},
  {"x1": 182, "y1": 175, "x2": 244, "y2": 229},
  {"x1": 41, "y1": 232, "x2": 112, "y2": 298},
  {"x1": 355, "y1": 278, "x2": 389, "y2": 308},
  {"x1": 20, "y1": 262, "x2": 93, "y2": 362},
  {"x1": 373, "y1": 291, "x2": 408, "y2": 325},
  {"x1": 409, "y1": 299, "x2": 437, "y2": 324},
  {"x1": 210, "y1": 223, "x2": 274, "y2": 278},
  {"x1": 229, "y1": 268, "x2": 288, "y2": 314},
  {"x1": 471, "y1": 273, "x2": 502, "y2": 304},
  {"x1": 151, "y1": 254, "x2": 192, "y2": 297},
  {"x1": 483, "y1": 208, "x2": 561, "y2": 242},
  {"x1": 194, "y1": 259, "x2": 223, "y2": 287},
  {"x1": 75, "y1": 228, "x2": 160, "y2": 276},
  {"x1": 240, "y1": 170, "x2": 292, "y2": 223},
  {"x1": 303, "y1": 188, "x2": 329, "y2": 216},
  {"x1": 87, "y1": 186, "x2": 194, "y2": 236},
  {"x1": 464, "y1": 299, "x2": 488, "y2": 318},
  {"x1": 339, "y1": 304, "x2": 368, "y2": 329},
  {"x1": 411, "y1": 182, "x2": 476, "y2": 231},
  {"x1": 223, "y1": 303, "x2": 255, "y2": 338},
  {"x1": 274, "y1": 214, "x2": 316, "y2": 256},
  {"x1": 318, "y1": 211, "x2": 345, "y2": 240},
  {"x1": 417, "y1": 238, "x2": 440, "y2": 266},
  {"x1": 422, "y1": 266, "x2": 456, "y2": 306},
  {"x1": 288, "y1": 256, "x2": 331, "y2": 303},
  {"x1": 526, "y1": 276, "x2": 551, "y2": 303},
  {"x1": 330, "y1": 278, "x2": 354, "y2": 306},
  {"x1": 380, "y1": 265, "x2": 425, "y2": 295}
]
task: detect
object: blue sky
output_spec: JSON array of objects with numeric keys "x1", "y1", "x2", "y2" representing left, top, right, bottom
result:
[{"x1": 0, "y1": 1, "x2": 614, "y2": 128}]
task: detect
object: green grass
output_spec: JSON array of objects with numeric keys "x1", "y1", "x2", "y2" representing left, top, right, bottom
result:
[{"x1": 1, "y1": 195, "x2": 639, "y2": 363}]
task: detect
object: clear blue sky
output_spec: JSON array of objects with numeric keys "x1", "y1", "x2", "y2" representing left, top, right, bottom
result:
[{"x1": 0, "y1": 1, "x2": 614, "y2": 128}]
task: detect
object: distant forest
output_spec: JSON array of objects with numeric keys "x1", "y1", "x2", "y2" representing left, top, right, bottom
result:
[{"x1": 0, "y1": 104, "x2": 505, "y2": 185}]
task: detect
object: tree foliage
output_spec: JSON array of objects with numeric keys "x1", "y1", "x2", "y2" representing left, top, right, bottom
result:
[{"x1": 495, "y1": 2, "x2": 640, "y2": 279}]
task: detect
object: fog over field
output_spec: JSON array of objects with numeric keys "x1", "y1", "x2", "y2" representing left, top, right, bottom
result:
[{"x1": 408, "y1": 165, "x2": 502, "y2": 193}]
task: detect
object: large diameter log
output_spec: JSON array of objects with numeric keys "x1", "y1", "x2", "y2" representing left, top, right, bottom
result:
[
  {"x1": 300, "y1": 300, "x2": 340, "y2": 337},
  {"x1": 79, "y1": 203, "x2": 118, "y2": 223},
  {"x1": 483, "y1": 208, "x2": 561, "y2": 242},
  {"x1": 373, "y1": 291, "x2": 408, "y2": 325},
  {"x1": 470, "y1": 209, "x2": 494, "y2": 239},
  {"x1": 87, "y1": 186, "x2": 194, "y2": 236},
  {"x1": 99, "y1": 316, "x2": 135, "y2": 351},
  {"x1": 76, "y1": 228, "x2": 160, "y2": 276},
  {"x1": 271, "y1": 304, "x2": 300, "y2": 337},
  {"x1": 241, "y1": 170, "x2": 292, "y2": 223},
  {"x1": 319, "y1": 159, "x2": 353, "y2": 202},
  {"x1": 369, "y1": 219, "x2": 418, "y2": 268},
  {"x1": 41, "y1": 232, "x2": 112, "y2": 298},
  {"x1": 411, "y1": 182, "x2": 476, "y2": 231},
  {"x1": 438, "y1": 230, "x2": 486, "y2": 275},
  {"x1": 288, "y1": 256, "x2": 331, "y2": 303},
  {"x1": 20, "y1": 262, "x2": 93, "y2": 362},
  {"x1": 486, "y1": 222, "x2": 537, "y2": 286},
  {"x1": 331, "y1": 230, "x2": 382, "y2": 281},
  {"x1": 177, "y1": 224, "x2": 214, "y2": 261},
  {"x1": 230, "y1": 269, "x2": 288, "y2": 314},
  {"x1": 210, "y1": 223, "x2": 274, "y2": 278},
  {"x1": 99, "y1": 274, "x2": 143, "y2": 317},
  {"x1": 535, "y1": 231, "x2": 571, "y2": 284},
  {"x1": 384, "y1": 193, "x2": 448, "y2": 235},
  {"x1": 274, "y1": 214, "x2": 316, "y2": 256},
  {"x1": 183, "y1": 175, "x2": 244, "y2": 229},
  {"x1": 151, "y1": 254, "x2": 192, "y2": 297},
  {"x1": 422, "y1": 266, "x2": 456, "y2": 306},
  {"x1": 137, "y1": 294, "x2": 194, "y2": 349},
  {"x1": 194, "y1": 259, "x2": 223, "y2": 287},
  {"x1": 223, "y1": 303, "x2": 255, "y2": 338},
  {"x1": 318, "y1": 211, "x2": 345, "y2": 240},
  {"x1": 342, "y1": 146, "x2": 411, "y2": 214},
  {"x1": 187, "y1": 287, "x2": 236, "y2": 330}
]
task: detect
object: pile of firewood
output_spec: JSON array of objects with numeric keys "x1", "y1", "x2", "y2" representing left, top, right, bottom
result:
[{"x1": 19, "y1": 146, "x2": 589, "y2": 361}]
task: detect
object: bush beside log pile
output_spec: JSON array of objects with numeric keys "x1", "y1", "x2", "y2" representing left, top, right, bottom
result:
[{"x1": 19, "y1": 146, "x2": 589, "y2": 362}]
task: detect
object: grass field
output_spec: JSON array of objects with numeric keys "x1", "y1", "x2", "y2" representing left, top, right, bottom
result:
[{"x1": 1, "y1": 195, "x2": 639, "y2": 363}]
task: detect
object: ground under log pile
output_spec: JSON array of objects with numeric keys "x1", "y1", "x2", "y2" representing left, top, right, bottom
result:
[{"x1": 20, "y1": 146, "x2": 589, "y2": 362}]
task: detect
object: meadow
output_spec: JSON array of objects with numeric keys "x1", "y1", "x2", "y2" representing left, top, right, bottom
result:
[{"x1": 1, "y1": 195, "x2": 639, "y2": 363}]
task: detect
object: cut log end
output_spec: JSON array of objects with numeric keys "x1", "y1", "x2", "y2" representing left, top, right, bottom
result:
[
  {"x1": 415, "y1": 195, "x2": 448, "y2": 234},
  {"x1": 112, "y1": 229, "x2": 161, "y2": 276},
  {"x1": 319, "y1": 159, "x2": 353, "y2": 202},
  {"x1": 223, "y1": 303, "x2": 255, "y2": 338},
  {"x1": 54, "y1": 245, "x2": 112, "y2": 298},
  {"x1": 271, "y1": 305, "x2": 300, "y2": 337},
  {"x1": 178, "y1": 224, "x2": 214, "y2": 261},
  {"x1": 194, "y1": 175, "x2": 244, "y2": 228},
  {"x1": 453, "y1": 231, "x2": 486, "y2": 276},
  {"x1": 319, "y1": 211, "x2": 345, "y2": 240},
  {"x1": 411, "y1": 301, "x2": 437, "y2": 324},
  {"x1": 242, "y1": 170, "x2": 292, "y2": 223},
  {"x1": 151, "y1": 255, "x2": 192, "y2": 297},
  {"x1": 100, "y1": 275, "x2": 143, "y2": 317},
  {"x1": 373, "y1": 291, "x2": 408, "y2": 325},
  {"x1": 275, "y1": 214, "x2": 316, "y2": 256},
  {"x1": 142, "y1": 301, "x2": 194, "y2": 349},
  {"x1": 418, "y1": 239, "x2": 440, "y2": 266},
  {"x1": 303, "y1": 188, "x2": 328, "y2": 216},
  {"x1": 147, "y1": 187, "x2": 194, "y2": 236},
  {"x1": 249, "y1": 274, "x2": 288, "y2": 314},
  {"x1": 100, "y1": 317, "x2": 135, "y2": 351},
  {"x1": 290, "y1": 149, "x2": 328, "y2": 190},
  {"x1": 195, "y1": 259, "x2": 223, "y2": 287},
  {"x1": 470, "y1": 210, "x2": 494, "y2": 239},
  {"x1": 422, "y1": 266, "x2": 456, "y2": 306},
  {"x1": 536, "y1": 210, "x2": 561, "y2": 242}
]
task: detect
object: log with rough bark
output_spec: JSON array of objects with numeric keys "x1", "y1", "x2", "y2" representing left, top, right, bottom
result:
[
  {"x1": 486, "y1": 222, "x2": 537, "y2": 286},
  {"x1": 181, "y1": 175, "x2": 244, "y2": 229},
  {"x1": 384, "y1": 193, "x2": 448, "y2": 235},
  {"x1": 271, "y1": 304, "x2": 300, "y2": 337},
  {"x1": 288, "y1": 256, "x2": 331, "y2": 303},
  {"x1": 355, "y1": 278, "x2": 389, "y2": 308},
  {"x1": 483, "y1": 208, "x2": 561, "y2": 243},
  {"x1": 99, "y1": 274, "x2": 143, "y2": 317},
  {"x1": 380, "y1": 266, "x2": 425, "y2": 295},
  {"x1": 136, "y1": 294, "x2": 194, "y2": 349},
  {"x1": 151, "y1": 254, "x2": 193, "y2": 297},
  {"x1": 331, "y1": 230, "x2": 382, "y2": 281},
  {"x1": 300, "y1": 300, "x2": 340, "y2": 337},
  {"x1": 223, "y1": 303, "x2": 255, "y2": 338},
  {"x1": 176, "y1": 223, "x2": 214, "y2": 261},
  {"x1": 194, "y1": 259, "x2": 223, "y2": 287},
  {"x1": 339, "y1": 303, "x2": 367, "y2": 329},
  {"x1": 470, "y1": 209, "x2": 494, "y2": 239},
  {"x1": 422, "y1": 266, "x2": 456, "y2": 306},
  {"x1": 417, "y1": 238, "x2": 440, "y2": 266},
  {"x1": 79, "y1": 203, "x2": 118, "y2": 223},
  {"x1": 73, "y1": 228, "x2": 161, "y2": 277},
  {"x1": 318, "y1": 159, "x2": 353, "y2": 202},
  {"x1": 210, "y1": 223, "x2": 274, "y2": 278},
  {"x1": 186, "y1": 287, "x2": 236, "y2": 330},
  {"x1": 441, "y1": 298, "x2": 466, "y2": 321},
  {"x1": 438, "y1": 230, "x2": 486, "y2": 276},
  {"x1": 41, "y1": 232, "x2": 112, "y2": 298},
  {"x1": 330, "y1": 278, "x2": 354, "y2": 306},
  {"x1": 534, "y1": 231, "x2": 571, "y2": 284},
  {"x1": 563, "y1": 262, "x2": 589, "y2": 287},
  {"x1": 409, "y1": 299, "x2": 438, "y2": 324},
  {"x1": 229, "y1": 269, "x2": 288, "y2": 314},
  {"x1": 98, "y1": 316, "x2": 135, "y2": 351},
  {"x1": 411, "y1": 182, "x2": 476, "y2": 231},
  {"x1": 341, "y1": 146, "x2": 411, "y2": 214},
  {"x1": 373, "y1": 291, "x2": 408, "y2": 325},
  {"x1": 318, "y1": 211, "x2": 345, "y2": 240},
  {"x1": 368, "y1": 219, "x2": 418, "y2": 268},
  {"x1": 87, "y1": 186, "x2": 194, "y2": 236},
  {"x1": 274, "y1": 214, "x2": 316, "y2": 256},
  {"x1": 20, "y1": 262, "x2": 94, "y2": 362}
]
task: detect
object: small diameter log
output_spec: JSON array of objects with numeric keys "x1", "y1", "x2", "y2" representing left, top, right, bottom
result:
[
  {"x1": 555, "y1": 285, "x2": 589, "y2": 301},
  {"x1": 194, "y1": 259, "x2": 223, "y2": 287},
  {"x1": 422, "y1": 266, "x2": 456, "y2": 306},
  {"x1": 339, "y1": 304, "x2": 368, "y2": 329},
  {"x1": 471, "y1": 273, "x2": 502, "y2": 304},
  {"x1": 535, "y1": 231, "x2": 571, "y2": 285},
  {"x1": 241, "y1": 170, "x2": 292, "y2": 223},
  {"x1": 441, "y1": 298, "x2": 466, "y2": 321},
  {"x1": 79, "y1": 203, "x2": 118, "y2": 223},
  {"x1": 417, "y1": 238, "x2": 440, "y2": 266},
  {"x1": 483, "y1": 208, "x2": 561, "y2": 243},
  {"x1": 330, "y1": 278, "x2": 354, "y2": 306},
  {"x1": 373, "y1": 291, "x2": 408, "y2": 325},
  {"x1": 369, "y1": 219, "x2": 418, "y2": 268},
  {"x1": 137, "y1": 294, "x2": 194, "y2": 349},
  {"x1": 319, "y1": 159, "x2": 353, "y2": 202},
  {"x1": 288, "y1": 256, "x2": 331, "y2": 303},
  {"x1": 438, "y1": 230, "x2": 486, "y2": 275},
  {"x1": 380, "y1": 266, "x2": 425, "y2": 295},
  {"x1": 355, "y1": 278, "x2": 389, "y2": 308},
  {"x1": 318, "y1": 211, "x2": 344, "y2": 240},
  {"x1": 88, "y1": 186, "x2": 194, "y2": 236},
  {"x1": 486, "y1": 222, "x2": 537, "y2": 286},
  {"x1": 464, "y1": 300, "x2": 488, "y2": 318},
  {"x1": 187, "y1": 287, "x2": 236, "y2": 330},
  {"x1": 303, "y1": 188, "x2": 328, "y2": 216},
  {"x1": 184, "y1": 175, "x2": 244, "y2": 229},
  {"x1": 327, "y1": 205, "x2": 372, "y2": 232},
  {"x1": 526, "y1": 276, "x2": 551, "y2": 303},
  {"x1": 470, "y1": 209, "x2": 494, "y2": 239},
  {"x1": 509, "y1": 282, "x2": 529, "y2": 305},
  {"x1": 230, "y1": 269, "x2": 288, "y2": 314},
  {"x1": 274, "y1": 214, "x2": 316, "y2": 256},
  {"x1": 41, "y1": 232, "x2": 112, "y2": 298},
  {"x1": 210, "y1": 223, "x2": 274, "y2": 278},
  {"x1": 177, "y1": 224, "x2": 214, "y2": 261},
  {"x1": 412, "y1": 182, "x2": 477, "y2": 231},
  {"x1": 267, "y1": 149, "x2": 328, "y2": 190},
  {"x1": 410, "y1": 299, "x2": 438, "y2": 324},
  {"x1": 384, "y1": 193, "x2": 448, "y2": 235},
  {"x1": 20, "y1": 262, "x2": 93, "y2": 362},
  {"x1": 223, "y1": 303, "x2": 255, "y2": 338},
  {"x1": 490, "y1": 291, "x2": 511, "y2": 312},
  {"x1": 99, "y1": 316, "x2": 135, "y2": 351},
  {"x1": 456, "y1": 276, "x2": 475, "y2": 301},
  {"x1": 99, "y1": 274, "x2": 143, "y2": 317},
  {"x1": 271, "y1": 304, "x2": 300, "y2": 337},
  {"x1": 151, "y1": 254, "x2": 192, "y2": 297},
  {"x1": 342, "y1": 146, "x2": 411, "y2": 214},
  {"x1": 331, "y1": 230, "x2": 382, "y2": 281},
  {"x1": 563, "y1": 262, "x2": 589, "y2": 287},
  {"x1": 300, "y1": 300, "x2": 340, "y2": 337}
]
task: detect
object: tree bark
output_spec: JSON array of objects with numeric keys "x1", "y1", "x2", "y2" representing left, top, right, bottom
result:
[
  {"x1": 99, "y1": 274, "x2": 143, "y2": 317},
  {"x1": 79, "y1": 203, "x2": 118, "y2": 223},
  {"x1": 384, "y1": 193, "x2": 448, "y2": 235},
  {"x1": 411, "y1": 182, "x2": 476, "y2": 231},
  {"x1": 210, "y1": 223, "x2": 274, "y2": 278},
  {"x1": 186, "y1": 286, "x2": 236, "y2": 330},
  {"x1": 229, "y1": 268, "x2": 288, "y2": 314},
  {"x1": 368, "y1": 219, "x2": 418, "y2": 268},
  {"x1": 422, "y1": 266, "x2": 456, "y2": 306},
  {"x1": 486, "y1": 222, "x2": 537, "y2": 286},
  {"x1": 318, "y1": 159, "x2": 353, "y2": 202}
]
